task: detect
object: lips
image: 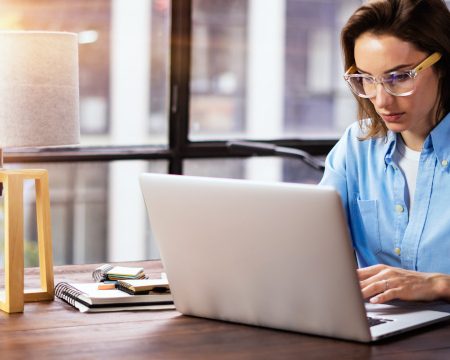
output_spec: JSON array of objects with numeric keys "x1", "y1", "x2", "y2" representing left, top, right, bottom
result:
[{"x1": 379, "y1": 112, "x2": 405, "y2": 123}]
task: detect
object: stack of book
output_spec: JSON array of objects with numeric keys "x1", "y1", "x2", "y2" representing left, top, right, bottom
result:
[{"x1": 55, "y1": 264, "x2": 173, "y2": 313}]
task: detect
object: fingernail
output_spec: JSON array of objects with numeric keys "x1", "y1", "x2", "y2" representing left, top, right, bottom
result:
[{"x1": 370, "y1": 296, "x2": 379, "y2": 304}]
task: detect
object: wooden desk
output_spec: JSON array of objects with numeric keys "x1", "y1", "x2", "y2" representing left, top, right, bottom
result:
[{"x1": 1, "y1": 261, "x2": 450, "y2": 359}]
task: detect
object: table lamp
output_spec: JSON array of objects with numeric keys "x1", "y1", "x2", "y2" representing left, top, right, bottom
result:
[{"x1": 0, "y1": 31, "x2": 80, "y2": 313}]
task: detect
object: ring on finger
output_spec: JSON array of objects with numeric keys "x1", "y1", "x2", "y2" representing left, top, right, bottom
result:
[{"x1": 384, "y1": 279, "x2": 389, "y2": 292}]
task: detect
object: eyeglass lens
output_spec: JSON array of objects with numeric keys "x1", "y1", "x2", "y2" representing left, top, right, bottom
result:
[{"x1": 348, "y1": 72, "x2": 415, "y2": 97}]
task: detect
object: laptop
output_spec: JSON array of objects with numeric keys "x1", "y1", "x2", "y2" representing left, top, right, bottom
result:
[{"x1": 139, "y1": 173, "x2": 450, "y2": 342}]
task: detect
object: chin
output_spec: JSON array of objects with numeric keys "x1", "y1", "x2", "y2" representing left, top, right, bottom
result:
[{"x1": 383, "y1": 122, "x2": 408, "y2": 133}]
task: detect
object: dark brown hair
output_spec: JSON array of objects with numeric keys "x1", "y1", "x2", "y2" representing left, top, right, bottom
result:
[{"x1": 341, "y1": 0, "x2": 450, "y2": 138}]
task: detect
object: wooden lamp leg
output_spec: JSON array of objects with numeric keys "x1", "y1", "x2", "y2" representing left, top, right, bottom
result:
[
  {"x1": 0, "y1": 169, "x2": 54, "y2": 314},
  {"x1": 0, "y1": 172, "x2": 25, "y2": 313}
]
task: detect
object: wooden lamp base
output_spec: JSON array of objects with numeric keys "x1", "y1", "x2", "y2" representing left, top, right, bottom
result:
[{"x1": 0, "y1": 169, "x2": 54, "y2": 313}]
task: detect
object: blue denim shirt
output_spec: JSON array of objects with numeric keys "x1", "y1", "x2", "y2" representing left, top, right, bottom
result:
[{"x1": 320, "y1": 112, "x2": 450, "y2": 274}]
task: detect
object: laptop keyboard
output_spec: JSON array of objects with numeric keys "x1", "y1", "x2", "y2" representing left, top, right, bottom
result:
[{"x1": 367, "y1": 316, "x2": 393, "y2": 327}]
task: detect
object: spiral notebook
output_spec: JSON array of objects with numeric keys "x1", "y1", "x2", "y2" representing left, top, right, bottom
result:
[{"x1": 55, "y1": 282, "x2": 174, "y2": 313}]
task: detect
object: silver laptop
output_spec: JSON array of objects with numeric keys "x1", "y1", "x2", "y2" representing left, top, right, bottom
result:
[{"x1": 139, "y1": 173, "x2": 450, "y2": 342}]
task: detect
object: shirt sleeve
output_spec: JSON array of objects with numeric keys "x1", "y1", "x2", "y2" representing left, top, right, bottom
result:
[{"x1": 319, "y1": 125, "x2": 353, "y2": 212}]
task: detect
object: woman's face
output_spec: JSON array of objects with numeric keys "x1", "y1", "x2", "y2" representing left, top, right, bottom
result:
[{"x1": 354, "y1": 32, "x2": 440, "y2": 145}]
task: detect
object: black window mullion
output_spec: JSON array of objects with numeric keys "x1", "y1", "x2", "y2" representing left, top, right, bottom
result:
[{"x1": 168, "y1": 0, "x2": 192, "y2": 175}]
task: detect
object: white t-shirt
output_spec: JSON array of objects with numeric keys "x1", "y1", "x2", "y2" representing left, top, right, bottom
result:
[{"x1": 392, "y1": 136, "x2": 421, "y2": 211}]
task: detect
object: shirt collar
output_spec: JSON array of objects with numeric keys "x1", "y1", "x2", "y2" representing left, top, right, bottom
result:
[
  {"x1": 426, "y1": 112, "x2": 450, "y2": 164},
  {"x1": 383, "y1": 112, "x2": 450, "y2": 168}
]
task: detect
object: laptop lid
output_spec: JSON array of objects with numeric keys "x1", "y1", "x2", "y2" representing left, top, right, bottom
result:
[
  {"x1": 140, "y1": 173, "x2": 372, "y2": 342},
  {"x1": 140, "y1": 173, "x2": 450, "y2": 342}
]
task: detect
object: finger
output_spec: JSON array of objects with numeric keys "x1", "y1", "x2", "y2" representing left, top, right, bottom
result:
[
  {"x1": 360, "y1": 268, "x2": 395, "y2": 289},
  {"x1": 360, "y1": 273, "x2": 389, "y2": 289},
  {"x1": 361, "y1": 279, "x2": 389, "y2": 299},
  {"x1": 369, "y1": 288, "x2": 400, "y2": 304},
  {"x1": 357, "y1": 264, "x2": 387, "y2": 280}
]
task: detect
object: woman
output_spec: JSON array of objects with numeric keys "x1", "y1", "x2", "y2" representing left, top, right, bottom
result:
[{"x1": 320, "y1": 0, "x2": 450, "y2": 304}]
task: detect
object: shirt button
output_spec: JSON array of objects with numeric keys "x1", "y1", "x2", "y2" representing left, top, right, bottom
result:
[
  {"x1": 394, "y1": 247, "x2": 401, "y2": 256},
  {"x1": 395, "y1": 204, "x2": 404, "y2": 213},
  {"x1": 442, "y1": 160, "x2": 448, "y2": 167}
]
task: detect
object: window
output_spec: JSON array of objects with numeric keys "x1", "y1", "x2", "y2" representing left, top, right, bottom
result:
[
  {"x1": 189, "y1": 0, "x2": 359, "y2": 141},
  {"x1": 0, "y1": 0, "x2": 364, "y2": 266},
  {"x1": 186, "y1": 0, "x2": 359, "y2": 182}
]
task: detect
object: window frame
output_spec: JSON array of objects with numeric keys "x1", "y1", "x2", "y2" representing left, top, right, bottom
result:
[{"x1": 3, "y1": 0, "x2": 337, "y2": 171}]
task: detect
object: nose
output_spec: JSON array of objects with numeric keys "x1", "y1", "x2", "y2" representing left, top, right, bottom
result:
[{"x1": 372, "y1": 83, "x2": 394, "y2": 108}]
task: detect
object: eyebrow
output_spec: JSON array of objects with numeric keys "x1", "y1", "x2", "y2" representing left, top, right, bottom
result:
[{"x1": 356, "y1": 63, "x2": 415, "y2": 75}]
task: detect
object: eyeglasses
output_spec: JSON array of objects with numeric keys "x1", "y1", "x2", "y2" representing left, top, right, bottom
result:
[{"x1": 343, "y1": 52, "x2": 442, "y2": 98}]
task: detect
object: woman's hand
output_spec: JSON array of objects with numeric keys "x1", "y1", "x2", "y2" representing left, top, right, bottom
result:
[{"x1": 358, "y1": 264, "x2": 450, "y2": 304}]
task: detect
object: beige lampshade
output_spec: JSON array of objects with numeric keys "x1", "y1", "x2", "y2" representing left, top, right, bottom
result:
[{"x1": 0, "y1": 31, "x2": 80, "y2": 148}]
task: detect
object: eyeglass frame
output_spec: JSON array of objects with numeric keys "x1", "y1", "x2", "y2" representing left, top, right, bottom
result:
[{"x1": 343, "y1": 52, "x2": 442, "y2": 98}]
